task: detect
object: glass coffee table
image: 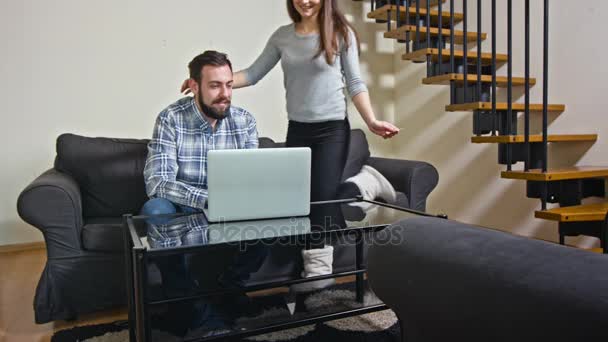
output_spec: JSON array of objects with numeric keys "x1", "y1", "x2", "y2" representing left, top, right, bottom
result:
[{"x1": 123, "y1": 198, "x2": 422, "y2": 341}]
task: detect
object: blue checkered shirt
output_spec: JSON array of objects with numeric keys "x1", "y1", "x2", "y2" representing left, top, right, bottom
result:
[{"x1": 144, "y1": 97, "x2": 258, "y2": 209}]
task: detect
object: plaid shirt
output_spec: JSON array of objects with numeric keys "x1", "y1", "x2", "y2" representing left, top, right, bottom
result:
[{"x1": 144, "y1": 97, "x2": 258, "y2": 209}]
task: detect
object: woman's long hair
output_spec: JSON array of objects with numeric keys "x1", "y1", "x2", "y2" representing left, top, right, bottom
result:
[{"x1": 287, "y1": 0, "x2": 360, "y2": 65}]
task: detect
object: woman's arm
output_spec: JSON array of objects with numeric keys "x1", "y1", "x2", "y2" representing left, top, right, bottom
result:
[
  {"x1": 181, "y1": 65, "x2": 259, "y2": 93},
  {"x1": 237, "y1": 32, "x2": 281, "y2": 88},
  {"x1": 181, "y1": 29, "x2": 282, "y2": 93},
  {"x1": 352, "y1": 92, "x2": 399, "y2": 139},
  {"x1": 232, "y1": 71, "x2": 250, "y2": 89},
  {"x1": 342, "y1": 30, "x2": 399, "y2": 139}
]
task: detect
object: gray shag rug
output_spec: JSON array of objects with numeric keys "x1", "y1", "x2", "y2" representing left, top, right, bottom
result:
[{"x1": 52, "y1": 288, "x2": 400, "y2": 342}]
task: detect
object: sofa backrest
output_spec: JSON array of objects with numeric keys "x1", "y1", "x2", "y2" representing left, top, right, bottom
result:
[
  {"x1": 54, "y1": 134, "x2": 150, "y2": 218},
  {"x1": 55, "y1": 130, "x2": 370, "y2": 218}
]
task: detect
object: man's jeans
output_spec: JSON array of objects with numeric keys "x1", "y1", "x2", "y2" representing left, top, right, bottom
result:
[
  {"x1": 140, "y1": 197, "x2": 268, "y2": 287},
  {"x1": 141, "y1": 197, "x2": 199, "y2": 217},
  {"x1": 140, "y1": 198, "x2": 201, "y2": 298},
  {"x1": 140, "y1": 197, "x2": 268, "y2": 333}
]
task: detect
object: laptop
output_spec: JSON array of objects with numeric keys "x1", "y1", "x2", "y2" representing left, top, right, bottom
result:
[{"x1": 204, "y1": 147, "x2": 311, "y2": 222}]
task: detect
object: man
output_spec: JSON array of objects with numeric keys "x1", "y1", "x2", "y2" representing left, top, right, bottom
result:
[
  {"x1": 142, "y1": 50, "x2": 258, "y2": 215},
  {"x1": 140, "y1": 51, "x2": 262, "y2": 334}
]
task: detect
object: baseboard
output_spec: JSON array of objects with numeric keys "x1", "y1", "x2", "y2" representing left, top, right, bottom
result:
[{"x1": 0, "y1": 241, "x2": 46, "y2": 254}]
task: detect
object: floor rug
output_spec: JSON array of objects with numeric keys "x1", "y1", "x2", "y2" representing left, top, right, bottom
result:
[{"x1": 52, "y1": 286, "x2": 400, "y2": 342}]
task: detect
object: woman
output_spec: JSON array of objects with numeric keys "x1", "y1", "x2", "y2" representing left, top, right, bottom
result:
[
  {"x1": 183, "y1": 0, "x2": 399, "y2": 203},
  {"x1": 182, "y1": 0, "x2": 399, "y2": 295}
]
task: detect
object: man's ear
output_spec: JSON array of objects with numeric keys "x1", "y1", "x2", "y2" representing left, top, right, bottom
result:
[{"x1": 189, "y1": 79, "x2": 199, "y2": 94}]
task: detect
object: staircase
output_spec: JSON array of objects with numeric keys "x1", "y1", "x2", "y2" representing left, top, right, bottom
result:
[{"x1": 356, "y1": 0, "x2": 608, "y2": 252}]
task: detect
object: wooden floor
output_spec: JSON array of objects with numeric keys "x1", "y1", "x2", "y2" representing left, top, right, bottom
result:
[
  {"x1": 0, "y1": 248, "x2": 355, "y2": 342},
  {"x1": 0, "y1": 248, "x2": 127, "y2": 342}
]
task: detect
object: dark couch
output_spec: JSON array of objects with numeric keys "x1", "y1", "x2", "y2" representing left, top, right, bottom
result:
[
  {"x1": 17, "y1": 129, "x2": 439, "y2": 323},
  {"x1": 368, "y1": 217, "x2": 608, "y2": 341}
]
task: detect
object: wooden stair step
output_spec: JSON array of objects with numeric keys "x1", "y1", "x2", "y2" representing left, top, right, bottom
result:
[
  {"x1": 424, "y1": 74, "x2": 536, "y2": 87},
  {"x1": 446, "y1": 102, "x2": 566, "y2": 113},
  {"x1": 471, "y1": 134, "x2": 597, "y2": 144},
  {"x1": 501, "y1": 166, "x2": 608, "y2": 182},
  {"x1": 354, "y1": 0, "x2": 445, "y2": 6},
  {"x1": 384, "y1": 25, "x2": 486, "y2": 45},
  {"x1": 535, "y1": 202, "x2": 608, "y2": 222},
  {"x1": 368, "y1": 4, "x2": 463, "y2": 25},
  {"x1": 403, "y1": 48, "x2": 509, "y2": 64}
]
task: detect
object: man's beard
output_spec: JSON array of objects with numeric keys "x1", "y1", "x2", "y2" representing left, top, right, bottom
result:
[{"x1": 198, "y1": 93, "x2": 231, "y2": 121}]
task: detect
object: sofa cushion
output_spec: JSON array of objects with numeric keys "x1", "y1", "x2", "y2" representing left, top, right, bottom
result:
[
  {"x1": 342, "y1": 129, "x2": 371, "y2": 181},
  {"x1": 55, "y1": 133, "x2": 150, "y2": 218},
  {"x1": 81, "y1": 217, "x2": 124, "y2": 252},
  {"x1": 258, "y1": 137, "x2": 277, "y2": 148}
]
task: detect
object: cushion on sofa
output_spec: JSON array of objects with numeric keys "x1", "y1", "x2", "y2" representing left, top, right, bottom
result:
[
  {"x1": 54, "y1": 134, "x2": 150, "y2": 218},
  {"x1": 258, "y1": 137, "x2": 276, "y2": 148},
  {"x1": 81, "y1": 217, "x2": 124, "y2": 252}
]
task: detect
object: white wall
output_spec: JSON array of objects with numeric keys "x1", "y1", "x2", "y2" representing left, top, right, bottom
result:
[
  {"x1": 0, "y1": 0, "x2": 293, "y2": 245},
  {"x1": 391, "y1": 0, "x2": 608, "y2": 247}
]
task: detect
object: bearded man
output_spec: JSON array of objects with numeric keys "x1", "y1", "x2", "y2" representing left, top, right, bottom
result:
[{"x1": 143, "y1": 50, "x2": 258, "y2": 214}]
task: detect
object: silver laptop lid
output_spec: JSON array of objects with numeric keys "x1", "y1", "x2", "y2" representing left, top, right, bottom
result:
[{"x1": 206, "y1": 147, "x2": 311, "y2": 222}]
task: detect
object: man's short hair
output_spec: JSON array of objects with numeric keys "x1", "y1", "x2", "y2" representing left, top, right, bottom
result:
[{"x1": 188, "y1": 50, "x2": 233, "y2": 83}]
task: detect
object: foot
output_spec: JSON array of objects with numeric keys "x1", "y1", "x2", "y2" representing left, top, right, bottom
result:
[{"x1": 345, "y1": 165, "x2": 397, "y2": 204}]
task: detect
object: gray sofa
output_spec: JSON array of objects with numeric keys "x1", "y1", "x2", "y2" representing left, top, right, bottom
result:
[
  {"x1": 368, "y1": 217, "x2": 608, "y2": 341},
  {"x1": 16, "y1": 129, "x2": 439, "y2": 323}
]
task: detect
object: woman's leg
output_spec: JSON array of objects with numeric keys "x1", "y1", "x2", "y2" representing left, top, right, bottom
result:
[
  {"x1": 286, "y1": 119, "x2": 350, "y2": 202},
  {"x1": 310, "y1": 121, "x2": 350, "y2": 201},
  {"x1": 337, "y1": 181, "x2": 361, "y2": 199},
  {"x1": 286, "y1": 120, "x2": 350, "y2": 296}
]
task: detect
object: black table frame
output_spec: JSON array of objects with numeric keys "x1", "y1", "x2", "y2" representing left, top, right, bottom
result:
[{"x1": 123, "y1": 199, "x2": 419, "y2": 342}]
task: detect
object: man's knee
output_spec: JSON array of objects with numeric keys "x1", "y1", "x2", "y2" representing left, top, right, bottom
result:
[{"x1": 141, "y1": 198, "x2": 177, "y2": 216}]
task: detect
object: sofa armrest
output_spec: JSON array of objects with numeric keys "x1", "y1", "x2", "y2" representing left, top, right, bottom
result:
[
  {"x1": 368, "y1": 217, "x2": 608, "y2": 340},
  {"x1": 17, "y1": 169, "x2": 84, "y2": 255},
  {"x1": 366, "y1": 157, "x2": 438, "y2": 211}
]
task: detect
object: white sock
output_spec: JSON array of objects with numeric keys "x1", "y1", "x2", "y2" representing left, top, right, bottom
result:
[
  {"x1": 345, "y1": 165, "x2": 397, "y2": 204},
  {"x1": 290, "y1": 246, "x2": 335, "y2": 294},
  {"x1": 301, "y1": 246, "x2": 334, "y2": 278}
]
